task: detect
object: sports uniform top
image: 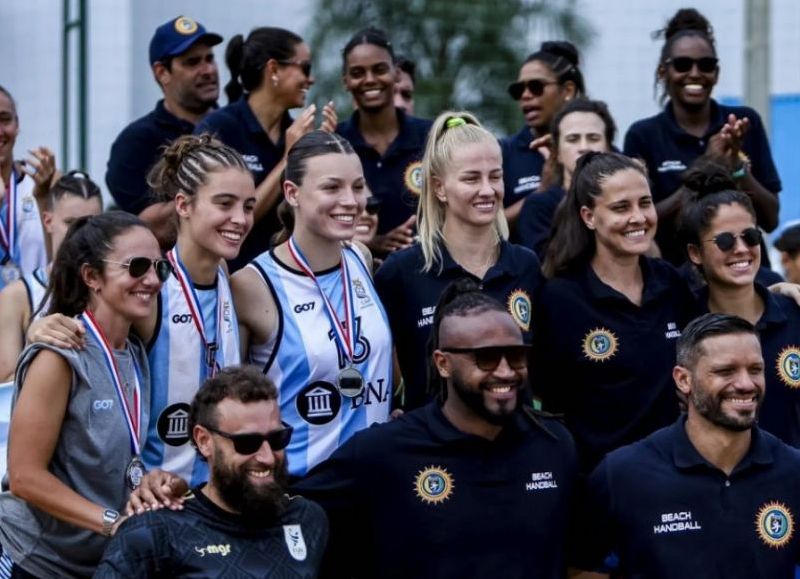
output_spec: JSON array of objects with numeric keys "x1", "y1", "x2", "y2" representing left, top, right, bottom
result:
[
  {"x1": 144, "y1": 264, "x2": 240, "y2": 486},
  {"x1": 499, "y1": 126, "x2": 546, "y2": 208},
  {"x1": 95, "y1": 488, "x2": 328, "y2": 578},
  {"x1": 21, "y1": 266, "x2": 48, "y2": 320},
  {"x1": 0, "y1": 173, "x2": 46, "y2": 291},
  {"x1": 247, "y1": 246, "x2": 392, "y2": 477}
]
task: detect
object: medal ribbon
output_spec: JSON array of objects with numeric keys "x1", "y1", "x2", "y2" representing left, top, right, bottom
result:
[
  {"x1": 166, "y1": 247, "x2": 223, "y2": 377},
  {"x1": 287, "y1": 237, "x2": 356, "y2": 363},
  {"x1": 0, "y1": 168, "x2": 18, "y2": 262},
  {"x1": 81, "y1": 310, "x2": 141, "y2": 455}
]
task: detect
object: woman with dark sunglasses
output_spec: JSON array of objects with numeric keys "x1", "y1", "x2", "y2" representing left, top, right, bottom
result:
[
  {"x1": 0, "y1": 212, "x2": 165, "y2": 576},
  {"x1": 681, "y1": 164, "x2": 800, "y2": 448},
  {"x1": 195, "y1": 26, "x2": 336, "y2": 272},
  {"x1": 624, "y1": 8, "x2": 780, "y2": 266},
  {"x1": 500, "y1": 41, "x2": 585, "y2": 227}
]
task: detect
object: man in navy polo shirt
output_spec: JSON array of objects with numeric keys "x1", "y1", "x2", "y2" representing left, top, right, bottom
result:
[
  {"x1": 295, "y1": 281, "x2": 577, "y2": 579},
  {"x1": 106, "y1": 16, "x2": 222, "y2": 246},
  {"x1": 572, "y1": 313, "x2": 800, "y2": 579}
]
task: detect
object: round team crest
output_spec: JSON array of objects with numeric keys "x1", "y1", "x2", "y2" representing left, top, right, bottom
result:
[
  {"x1": 776, "y1": 347, "x2": 800, "y2": 388},
  {"x1": 404, "y1": 161, "x2": 423, "y2": 196},
  {"x1": 506, "y1": 289, "x2": 531, "y2": 332},
  {"x1": 755, "y1": 501, "x2": 794, "y2": 548},
  {"x1": 582, "y1": 328, "x2": 619, "y2": 362},
  {"x1": 174, "y1": 16, "x2": 198, "y2": 35},
  {"x1": 414, "y1": 466, "x2": 454, "y2": 504}
]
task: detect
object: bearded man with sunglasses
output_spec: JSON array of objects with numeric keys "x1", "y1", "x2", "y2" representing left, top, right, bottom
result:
[
  {"x1": 95, "y1": 366, "x2": 328, "y2": 577},
  {"x1": 294, "y1": 280, "x2": 577, "y2": 579}
]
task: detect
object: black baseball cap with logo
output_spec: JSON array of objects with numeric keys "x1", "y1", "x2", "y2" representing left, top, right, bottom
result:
[{"x1": 149, "y1": 16, "x2": 223, "y2": 65}]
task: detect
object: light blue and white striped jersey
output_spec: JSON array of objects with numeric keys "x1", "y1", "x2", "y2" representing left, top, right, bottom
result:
[
  {"x1": 248, "y1": 246, "x2": 392, "y2": 477},
  {"x1": 0, "y1": 176, "x2": 46, "y2": 291},
  {"x1": 21, "y1": 266, "x2": 48, "y2": 320},
  {"x1": 143, "y1": 270, "x2": 240, "y2": 485}
]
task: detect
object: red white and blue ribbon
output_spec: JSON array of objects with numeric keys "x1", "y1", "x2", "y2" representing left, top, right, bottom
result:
[
  {"x1": 166, "y1": 246, "x2": 223, "y2": 377},
  {"x1": 287, "y1": 237, "x2": 356, "y2": 363},
  {"x1": 0, "y1": 168, "x2": 18, "y2": 263},
  {"x1": 81, "y1": 310, "x2": 142, "y2": 455}
]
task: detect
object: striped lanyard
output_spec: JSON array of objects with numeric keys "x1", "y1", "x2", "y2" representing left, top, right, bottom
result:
[
  {"x1": 166, "y1": 246, "x2": 223, "y2": 377},
  {"x1": 81, "y1": 310, "x2": 142, "y2": 456},
  {"x1": 287, "y1": 238, "x2": 356, "y2": 364},
  {"x1": 0, "y1": 168, "x2": 18, "y2": 263}
]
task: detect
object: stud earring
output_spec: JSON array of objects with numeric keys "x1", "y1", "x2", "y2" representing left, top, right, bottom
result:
[{"x1": 272, "y1": 75, "x2": 278, "y2": 87}]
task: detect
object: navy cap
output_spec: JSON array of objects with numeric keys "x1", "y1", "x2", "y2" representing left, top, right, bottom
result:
[
  {"x1": 149, "y1": 16, "x2": 223, "y2": 65},
  {"x1": 774, "y1": 224, "x2": 800, "y2": 253}
]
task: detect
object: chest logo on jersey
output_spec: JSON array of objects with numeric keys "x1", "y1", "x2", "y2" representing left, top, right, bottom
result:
[
  {"x1": 242, "y1": 154, "x2": 263, "y2": 173},
  {"x1": 755, "y1": 501, "x2": 794, "y2": 548},
  {"x1": 157, "y1": 403, "x2": 191, "y2": 446},
  {"x1": 415, "y1": 466, "x2": 454, "y2": 505},
  {"x1": 194, "y1": 543, "x2": 231, "y2": 557},
  {"x1": 776, "y1": 347, "x2": 800, "y2": 388},
  {"x1": 653, "y1": 511, "x2": 702, "y2": 535},
  {"x1": 283, "y1": 524, "x2": 308, "y2": 561},
  {"x1": 22, "y1": 196, "x2": 35, "y2": 213},
  {"x1": 665, "y1": 322, "x2": 680, "y2": 339},
  {"x1": 582, "y1": 328, "x2": 618, "y2": 362},
  {"x1": 352, "y1": 278, "x2": 372, "y2": 306},
  {"x1": 507, "y1": 289, "x2": 531, "y2": 332},
  {"x1": 657, "y1": 160, "x2": 687, "y2": 173},
  {"x1": 404, "y1": 161, "x2": 423, "y2": 196},
  {"x1": 296, "y1": 382, "x2": 342, "y2": 425},
  {"x1": 293, "y1": 301, "x2": 316, "y2": 314}
]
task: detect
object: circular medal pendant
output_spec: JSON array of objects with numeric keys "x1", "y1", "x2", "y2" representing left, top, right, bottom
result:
[
  {"x1": 126, "y1": 456, "x2": 145, "y2": 490},
  {"x1": 1, "y1": 263, "x2": 21, "y2": 284},
  {"x1": 336, "y1": 366, "x2": 365, "y2": 398}
]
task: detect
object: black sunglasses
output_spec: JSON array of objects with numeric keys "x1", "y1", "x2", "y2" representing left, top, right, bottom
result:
[
  {"x1": 665, "y1": 56, "x2": 718, "y2": 74},
  {"x1": 204, "y1": 422, "x2": 294, "y2": 455},
  {"x1": 365, "y1": 197, "x2": 382, "y2": 215},
  {"x1": 507, "y1": 79, "x2": 558, "y2": 100},
  {"x1": 278, "y1": 59, "x2": 312, "y2": 77},
  {"x1": 440, "y1": 345, "x2": 530, "y2": 371},
  {"x1": 103, "y1": 258, "x2": 172, "y2": 282},
  {"x1": 704, "y1": 227, "x2": 762, "y2": 252}
]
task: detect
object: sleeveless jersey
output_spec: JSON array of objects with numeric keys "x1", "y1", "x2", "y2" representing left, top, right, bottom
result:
[
  {"x1": 21, "y1": 267, "x2": 48, "y2": 320},
  {"x1": 0, "y1": 176, "x2": 46, "y2": 291},
  {"x1": 248, "y1": 247, "x2": 392, "y2": 477},
  {"x1": 144, "y1": 269, "x2": 240, "y2": 485}
]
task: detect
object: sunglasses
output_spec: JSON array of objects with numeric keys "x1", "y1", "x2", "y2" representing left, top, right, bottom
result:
[
  {"x1": 204, "y1": 422, "x2": 294, "y2": 455},
  {"x1": 103, "y1": 258, "x2": 172, "y2": 282},
  {"x1": 440, "y1": 345, "x2": 530, "y2": 371},
  {"x1": 704, "y1": 227, "x2": 762, "y2": 252},
  {"x1": 507, "y1": 79, "x2": 558, "y2": 100},
  {"x1": 278, "y1": 59, "x2": 312, "y2": 77},
  {"x1": 365, "y1": 197, "x2": 381, "y2": 216},
  {"x1": 665, "y1": 56, "x2": 718, "y2": 74}
]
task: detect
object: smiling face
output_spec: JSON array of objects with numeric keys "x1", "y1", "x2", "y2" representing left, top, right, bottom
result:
[
  {"x1": 176, "y1": 167, "x2": 256, "y2": 261},
  {"x1": 661, "y1": 35, "x2": 718, "y2": 111},
  {"x1": 287, "y1": 152, "x2": 367, "y2": 243},
  {"x1": 580, "y1": 168, "x2": 656, "y2": 261},
  {"x1": 274, "y1": 42, "x2": 313, "y2": 109},
  {"x1": 516, "y1": 60, "x2": 572, "y2": 134},
  {"x1": 557, "y1": 111, "x2": 610, "y2": 182},
  {"x1": 435, "y1": 140, "x2": 504, "y2": 230},
  {"x1": 343, "y1": 43, "x2": 397, "y2": 113},
  {"x1": 0, "y1": 91, "x2": 19, "y2": 170}
]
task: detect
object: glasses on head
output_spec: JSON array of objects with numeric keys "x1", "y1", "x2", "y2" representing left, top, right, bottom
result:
[
  {"x1": 102, "y1": 258, "x2": 173, "y2": 282},
  {"x1": 204, "y1": 422, "x2": 294, "y2": 455},
  {"x1": 365, "y1": 197, "x2": 381, "y2": 216},
  {"x1": 665, "y1": 56, "x2": 718, "y2": 74},
  {"x1": 507, "y1": 79, "x2": 558, "y2": 100},
  {"x1": 704, "y1": 227, "x2": 762, "y2": 252},
  {"x1": 278, "y1": 59, "x2": 312, "y2": 77},
  {"x1": 440, "y1": 345, "x2": 530, "y2": 371}
]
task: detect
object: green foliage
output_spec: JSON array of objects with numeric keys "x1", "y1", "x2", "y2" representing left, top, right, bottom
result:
[{"x1": 305, "y1": 0, "x2": 594, "y2": 134}]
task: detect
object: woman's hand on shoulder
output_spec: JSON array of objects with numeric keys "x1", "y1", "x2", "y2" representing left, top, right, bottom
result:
[
  {"x1": 769, "y1": 282, "x2": 800, "y2": 306},
  {"x1": 26, "y1": 314, "x2": 86, "y2": 350},
  {"x1": 125, "y1": 469, "x2": 188, "y2": 516}
]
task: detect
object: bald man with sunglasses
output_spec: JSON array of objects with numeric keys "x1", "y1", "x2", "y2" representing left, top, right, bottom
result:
[
  {"x1": 95, "y1": 366, "x2": 328, "y2": 578},
  {"x1": 294, "y1": 280, "x2": 577, "y2": 579}
]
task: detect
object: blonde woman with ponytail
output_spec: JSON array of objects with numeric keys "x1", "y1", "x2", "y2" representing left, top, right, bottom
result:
[{"x1": 375, "y1": 111, "x2": 542, "y2": 411}]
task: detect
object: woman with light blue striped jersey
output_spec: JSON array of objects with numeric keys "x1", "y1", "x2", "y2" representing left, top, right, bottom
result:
[{"x1": 232, "y1": 130, "x2": 392, "y2": 478}]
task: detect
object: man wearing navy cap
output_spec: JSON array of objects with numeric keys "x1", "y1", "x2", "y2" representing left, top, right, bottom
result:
[
  {"x1": 106, "y1": 16, "x2": 222, "y2": 246},
  {"x1": 572, "y1": 313, "x2": 800, "y2": 578}
]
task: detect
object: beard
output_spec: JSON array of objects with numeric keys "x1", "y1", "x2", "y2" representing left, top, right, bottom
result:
[
  {"x1": 691, "y1": 387, "x2": 759, "y2": 432},
  {"x1": 451, "y1": 373, "x2": 518, "y2": 426},
  {"x1": 212, "y1": 447, "x2": 290, "y2": 525}
]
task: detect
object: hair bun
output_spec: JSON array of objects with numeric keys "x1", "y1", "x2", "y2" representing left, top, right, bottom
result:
[
  {"x1": 540, "y1": 41, "x2": 579, "y2": 67},
  {"x1": 655, "y1": 8, "x2": 714, "y2": 41},
  {"x1": 681, "y1": 157, "x2": 735, "y2": 199}
]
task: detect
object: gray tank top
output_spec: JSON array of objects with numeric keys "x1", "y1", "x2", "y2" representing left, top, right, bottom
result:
[{"x1": 0, "y1": 337, "x2": 150, "y2": 578}]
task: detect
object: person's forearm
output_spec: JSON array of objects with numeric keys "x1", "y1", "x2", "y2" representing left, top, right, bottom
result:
[
  {"x1": 138, "y1": 202, "x2": 177, "y2": 249},
  {"x1": 504, "y1": 198, "x2": 524, "y2": 229},
  {"x1": 738, "y1": 173, "x2": 779, "y2": 232}
]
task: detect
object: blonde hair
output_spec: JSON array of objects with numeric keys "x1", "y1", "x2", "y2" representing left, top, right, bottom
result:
[{"x1": 417, "y1": 110, "x2": 508, "y2": 273}]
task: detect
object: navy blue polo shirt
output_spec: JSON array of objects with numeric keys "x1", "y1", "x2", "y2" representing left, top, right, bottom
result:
[
  {"x1": 374, "y1": 240, "x2": 542, "y2": 410},
  {"x1": 106, "y1": 100, "x2": 195, "y2": 215},
  {"x1": 624, "y1": 100, "x2": 782, "y2": 264},
  {"x1": 575, "y1": 417, "x2": 800, "y2": 578},
  {"x1": 513, "y1": 184, "x2": 565, "y2": 259},
  {"x1": 531, "y1": 257, "x2": 696, "y2": 472},
  {"x1": 336, "y1": 109, "x2": 432, "y2": 234},
  {"x1": 195, "y1": 97, "x2": 293, "y2": 271},
  {"x1": 499, "y1": 126, "x2": 546, "y2": 208},
  {"x1": 696, "y1": 284, "x2": 800, "y2": 448},
  {"x1": 295, "y1": 403, "x2": 577, "y2": 579}
]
